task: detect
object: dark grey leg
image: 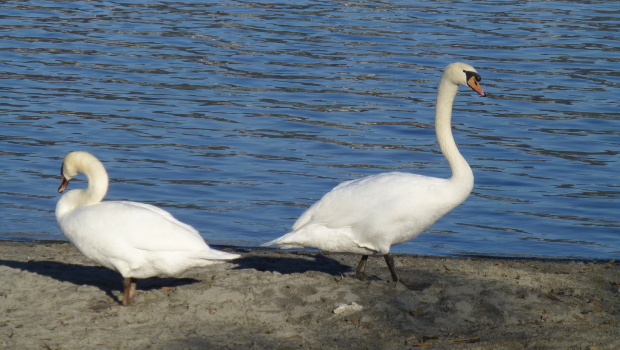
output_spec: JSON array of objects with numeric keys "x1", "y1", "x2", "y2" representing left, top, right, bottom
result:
[
  {"x1": 383, "y1": 254, "x2": 431, "y2": 291},
  {"x1": 354, "y1": 255, "x2": 370, "y2": 280},
  {"x1": 384, "y1": 254, "x2": 400, "y2": 281}
]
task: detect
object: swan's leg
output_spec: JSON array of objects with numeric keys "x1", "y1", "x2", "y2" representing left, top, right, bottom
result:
[
  {"x1": 383, "y1": 254, "x2": 431, "y2": 291},
  {"x1": 354, "y1": 255, "x2": 370, "y2": 280},
  {"x1": 122, "y1": 277, "x2": 137, "y2": 306},
  {"x1": 384, "y1": 254, "x2": 400, "y2": 281}
]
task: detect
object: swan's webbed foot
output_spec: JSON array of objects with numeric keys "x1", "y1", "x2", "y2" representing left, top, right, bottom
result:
[
  {"x1": 383, "y1": 254, "x2": 431, "y2": 290},
  {"x1": 354, "y1": 272, "x2": 381, "y2": 282},
  {"x1": 122, "y1": 277, "x2": 137, "y2": 306},
  {"x1": 354, "y1": 272, "x2": 371, "y2": 281},
  {"x1": 354, "y1": 255, "x2": 381, "y2": 281}
]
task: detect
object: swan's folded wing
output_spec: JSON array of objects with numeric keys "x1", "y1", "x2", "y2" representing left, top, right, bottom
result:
[
  {"x1": 294, "y1": 172, "x2": 433, "y2": 230},
  {"x1": 117, "y1": 201, "x2": 202, "y2": 238},
  {"x1": 99, "y1": 201, "x2": 214, "y2": 254},
  {"x1": 290, "y1": 178, "x2": 357, "y2": 230}
]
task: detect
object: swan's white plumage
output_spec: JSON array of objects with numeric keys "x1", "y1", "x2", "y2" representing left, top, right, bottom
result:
[
  {"x1": 274, "y1": 172, "x2": 465, "y2": 255},
  {"x1": 263, "y1": 62, "x2": 484, "y2": 257},
  {"x1": 56, "y1": 151, "x2": 240, "y2": 280}
]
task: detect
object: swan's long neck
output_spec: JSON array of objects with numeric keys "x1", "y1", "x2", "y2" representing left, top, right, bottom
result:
[
  {"x1": 435, "y1": 76, "x2": 474, "y2": 194},
  {"x1": 82, "y1": 160, "x2": 109, "y2": 204},
  {"x1": 56, "y1": 156, "x2": 109, "y2": 218}
]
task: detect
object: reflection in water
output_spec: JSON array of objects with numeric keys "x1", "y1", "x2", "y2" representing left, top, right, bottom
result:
[{"x1": 1, "y1": 0, "x2": 619, "y2": 259}]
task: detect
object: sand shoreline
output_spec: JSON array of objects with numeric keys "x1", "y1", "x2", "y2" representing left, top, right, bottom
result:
[{"x1": 1, "y1": 241, "x2": 618, "y2": 349}]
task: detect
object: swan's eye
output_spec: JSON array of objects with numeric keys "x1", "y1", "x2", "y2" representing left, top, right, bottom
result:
[
  {"x1": 464, "y1": 70, "x2": 482, "y2": 83},
  {"x1": 60, "y1": 162, "x2": 64, "y2": 176}
]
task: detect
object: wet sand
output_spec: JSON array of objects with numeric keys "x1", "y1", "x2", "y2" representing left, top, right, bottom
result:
[{"x1": 1, "y1": 241, "x2": 618, "y2": 349}]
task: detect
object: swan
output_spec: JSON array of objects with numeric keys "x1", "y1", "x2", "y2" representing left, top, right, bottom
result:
[
  {"x1": 262, "y1": 62, "x2": 486, "y2": 289},
  {"x1": 55, "y1": 151, "x2": 240, "y2": 306}
]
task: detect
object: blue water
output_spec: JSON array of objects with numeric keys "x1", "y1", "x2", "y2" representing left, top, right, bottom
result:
[{"x1": 1, "y1": 0, "x2": 619, "y2": 259}]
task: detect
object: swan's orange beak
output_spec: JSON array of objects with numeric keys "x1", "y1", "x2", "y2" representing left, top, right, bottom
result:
[
  {"x1": 58, "y1": 175, "x2": 70, "y2": 193},
  {"x1": 467, "y1": 76, "x2": 486, "y2": 97}
]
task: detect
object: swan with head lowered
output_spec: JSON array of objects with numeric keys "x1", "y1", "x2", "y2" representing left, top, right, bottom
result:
[
  {"x1": 262, "y1": 62, "x2": 486, "y2": 289},
  {"x1": 55, "y1": 151, "x2": 240, "y2": 306}
]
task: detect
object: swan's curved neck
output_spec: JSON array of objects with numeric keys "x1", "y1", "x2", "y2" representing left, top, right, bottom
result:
[
  {"x1": 83, "y1": 161, "x2": 109, "y2": 204},
  {"x1": 435, "y1": 77, "x2": 473, "y2": 189},
  {"x1": 56, "y1": 158, "x2": 109, "y2": 218}
]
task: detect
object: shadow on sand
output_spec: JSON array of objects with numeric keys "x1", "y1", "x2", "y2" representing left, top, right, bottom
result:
[
  {"x1": 0, "y1": 259, "x2": 199, "y2": 305},
  {"x1": 231, "y1": 250, "x2": 353, "y2": 276}
]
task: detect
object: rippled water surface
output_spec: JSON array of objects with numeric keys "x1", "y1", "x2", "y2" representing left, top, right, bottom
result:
[{"x1": 1, "y1": 0, "x2": 619, "y2": 259}]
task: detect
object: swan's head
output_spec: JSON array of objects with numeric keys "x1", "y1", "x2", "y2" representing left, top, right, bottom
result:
[
  {"x1": 58, "y1": 151, "x2": 105, "y2": 193},
  {"x1": 443, "y1": 62, "x2": 486, "y2": 97}
]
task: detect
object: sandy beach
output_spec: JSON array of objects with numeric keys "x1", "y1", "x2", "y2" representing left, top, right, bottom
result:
[{"x1": 0, "y1": 241, "x2": 618, "y2": 349}]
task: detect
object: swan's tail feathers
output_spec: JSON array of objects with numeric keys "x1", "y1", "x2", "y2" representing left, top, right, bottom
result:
[
  {"x1": 260, "y1": 233, "x2": 306, "y2": 250},
  {"x1": 203, "y1": 248, "x2": 241, "y2": 261},
  {"x1": 260, "y1": 238, "x2": 278, "y2": 247}
]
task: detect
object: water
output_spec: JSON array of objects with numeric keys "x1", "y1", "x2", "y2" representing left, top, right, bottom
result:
[{"x1": 1, "y1": 0, "x2": 618, "y2": 259}]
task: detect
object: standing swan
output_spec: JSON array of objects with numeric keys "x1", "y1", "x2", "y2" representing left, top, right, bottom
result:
[
  {"x1": 56, "y1": 151, "x2": 240, "y2": 306},
  {"x1": 262, "y1": 62, "x2": 486, "y2": 289}
]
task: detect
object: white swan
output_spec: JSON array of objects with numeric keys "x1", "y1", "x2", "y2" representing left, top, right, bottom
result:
[
  {"x1": 262, "y1": 62, "x2": 486, "y2": 289},
  {"x1": 56, "y1": 151, "x2": 240, "y2": 306}
]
